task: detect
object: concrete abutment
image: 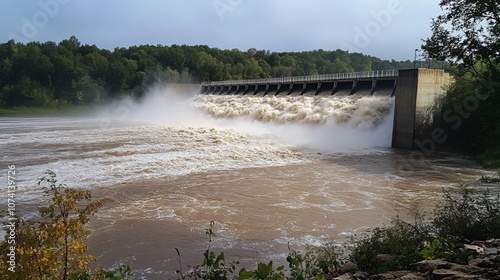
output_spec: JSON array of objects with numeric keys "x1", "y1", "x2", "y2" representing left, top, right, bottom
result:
[{"x1": 392, "y1": 69, "x2": 453, "y2": 149}]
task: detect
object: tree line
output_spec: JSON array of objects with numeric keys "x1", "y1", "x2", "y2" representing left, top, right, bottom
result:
[{"x1": 0, "y1": 36, "x2": 441, "y2": 107}]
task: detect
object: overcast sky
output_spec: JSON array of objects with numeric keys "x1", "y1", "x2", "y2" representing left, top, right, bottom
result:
[{"x1": 1, "y1": 0, "x2": 442, "y2": 61}]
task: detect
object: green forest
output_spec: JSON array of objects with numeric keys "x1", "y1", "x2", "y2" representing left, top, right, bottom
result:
[{"x1": 0, "y1": 36, "x2": 437, "y2": 107}]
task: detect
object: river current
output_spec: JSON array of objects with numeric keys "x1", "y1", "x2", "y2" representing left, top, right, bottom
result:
[{"x1": 0, "y1": 89, "x2": 494, "y2": 279}]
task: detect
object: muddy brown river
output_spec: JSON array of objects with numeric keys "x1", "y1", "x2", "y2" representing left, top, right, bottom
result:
[{"x1": 0, "y1": 92, "x2": 495, "y2": 279}]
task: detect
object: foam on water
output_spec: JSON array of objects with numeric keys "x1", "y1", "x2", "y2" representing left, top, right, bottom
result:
[
  {"x1": 1, "y1": 119, "x2": 305, "y2": 204},
  {"x1": 191, "y1": 95, "x2": 392, "y2": 127},
  {"x1": 190, "y1": 94, "x2": 395, "y2": 151}
]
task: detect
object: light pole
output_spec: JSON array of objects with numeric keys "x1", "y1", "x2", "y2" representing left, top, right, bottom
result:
[{"x1": 414, "y1": 49, "x2": 419, "y2": 68}]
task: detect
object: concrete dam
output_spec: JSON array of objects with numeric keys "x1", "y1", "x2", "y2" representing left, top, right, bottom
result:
[
  {"x1": 200, "y1": 70, "x2": 397, "y2": 97},
  {"x1": 197, "y1": 69, "x2": 453, "y2": 150}
]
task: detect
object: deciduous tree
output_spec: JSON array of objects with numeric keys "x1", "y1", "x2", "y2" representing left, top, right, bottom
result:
[
  {"x1": 0, "y1": 171, "x2": 108, "y2": 279},
  {"x1": 422, "y1": 0, "x2": 499, "y2": 76}
]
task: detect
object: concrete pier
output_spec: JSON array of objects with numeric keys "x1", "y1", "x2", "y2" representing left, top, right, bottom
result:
[{"x1": 392, "y1": 69, "x2": 453, "y2": 149}]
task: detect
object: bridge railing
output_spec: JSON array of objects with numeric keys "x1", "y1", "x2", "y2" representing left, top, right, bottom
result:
[{"x1": 202, "y1": 70, "x2": 398, "y2": 86}]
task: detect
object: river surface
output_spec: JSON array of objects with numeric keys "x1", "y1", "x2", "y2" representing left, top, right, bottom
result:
[{"x1": 0, "y1": 90, "x2": 495, "y2": 279}]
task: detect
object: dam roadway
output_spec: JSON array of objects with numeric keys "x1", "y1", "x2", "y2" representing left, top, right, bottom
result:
[{"x1": 200, "y1": 70, "x2": 398, "y2": 96}]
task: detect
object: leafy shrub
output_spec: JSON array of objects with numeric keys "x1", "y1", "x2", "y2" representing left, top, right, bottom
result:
[
  {"x1": 432, "y1": 186, "x2": 500, "y2": 241},
  {"x1": 177, "y1": 221, "x2": 238, "y2": 280},
  {"x1": 236, "y1": 243, "x2": 344, "y2": 280},
  {"x1": 0, "y1": 171, "x2": 130, "y2": 280},
  {"x1": 178, "y1": 224, "x2": 345, "y2": 280},
  {"x1": 348, "y1": 185, "x2": 500, "y2": 274},
  {"x1": 302, "y1": 241, "x2": 345, "y2": 277},
  {"x1": 348, "y1": 215, "x2": 432, "y2": 274},
  {"x1": 237, "y1": 261, "x2": 285, "y2": 280},
  {"x1": 419, "y1": 236, "x2": 477, "y2": 264}
]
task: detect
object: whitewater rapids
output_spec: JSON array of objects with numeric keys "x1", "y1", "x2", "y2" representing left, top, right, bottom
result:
[{"x1": 191, "y1": 95, "x2": 393, "y2": 129}]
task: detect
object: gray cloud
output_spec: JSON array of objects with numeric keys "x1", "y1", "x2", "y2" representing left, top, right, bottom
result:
[{"x1": 0, "y1": 0, "x2": 442, "y2": 60}]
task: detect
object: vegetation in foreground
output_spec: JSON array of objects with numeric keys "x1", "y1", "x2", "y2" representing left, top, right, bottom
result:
[
  {"x1": 0, "y1": 171, "x2": 131, "y2": 280},
  {"x1": 1, "y1": 171, "x2": 499, "y2": 279},
  {"x1": 179, "y1": 185, "x2": 500, "y2": 280}
]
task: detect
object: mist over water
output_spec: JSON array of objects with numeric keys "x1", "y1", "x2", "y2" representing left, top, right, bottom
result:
[{"x1": 104, "y1": 87, "x2": 395, "y2": 152}]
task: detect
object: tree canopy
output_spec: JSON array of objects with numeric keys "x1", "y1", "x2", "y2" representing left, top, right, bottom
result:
[
  {"x1": 0, "y1": 37, "x2": 437, "y2": 108},
  {"x1": 423, "y1": 0, "x2": 500, "y2": 167},
  {"x1": 423, "y1": 0, "x2": 499, "y2": 75}
]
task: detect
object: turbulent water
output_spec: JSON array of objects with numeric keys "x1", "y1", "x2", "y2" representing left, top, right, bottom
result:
[
  {"x1": 0, "y1": 89, "x2": 495, "y2": 279},
  {"x1": 2, "y1": 119, "x2": 303, "y2": 193},
  {"x1": 191, "y1": 95, "x2": 392, "y2": 128}
]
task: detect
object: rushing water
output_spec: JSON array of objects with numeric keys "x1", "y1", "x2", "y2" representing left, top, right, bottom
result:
[{"x1": 0, "y1": 89, "x2": 495, "y2": 279}]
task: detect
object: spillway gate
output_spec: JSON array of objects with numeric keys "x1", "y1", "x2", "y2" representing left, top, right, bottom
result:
[{"x1": 200, "y1": 70, "x2": 398, "y2": 97}]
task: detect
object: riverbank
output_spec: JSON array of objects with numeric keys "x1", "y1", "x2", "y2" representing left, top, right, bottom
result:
[{"x1": 0, "y1": 105, "x2": 105, "y2": 117}]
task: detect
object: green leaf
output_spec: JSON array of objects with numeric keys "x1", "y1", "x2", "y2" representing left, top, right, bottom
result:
[
  {"x1": 237, "y1": 270, "x2": 255, "y2": 279},
  {"x1": 215, "y1": 252, "x2": 225, "y2": 266},
  {"x1": 315, "y1": 275, "x2": 326, "y2": 280},
  {"x1": 256, "y1": 261, "x2": 273, "y2": 279}
]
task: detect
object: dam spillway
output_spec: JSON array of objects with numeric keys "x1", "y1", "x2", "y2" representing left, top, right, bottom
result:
[
  {"x1": 196, "y1": 69, "x2": 453, "y2": 150},
  {"x1": 200, "y1": 70, "x2": 397, "y2": 97}
]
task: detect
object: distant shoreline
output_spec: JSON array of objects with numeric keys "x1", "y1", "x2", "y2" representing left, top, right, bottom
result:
[{"x1": 0, "y1": 105, "x2": 105, "y2": 117}]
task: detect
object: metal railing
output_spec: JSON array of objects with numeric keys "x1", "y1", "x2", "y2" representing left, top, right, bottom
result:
[{"x1": 201, "y1": 70, "x2": 398, "y2": 86}]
